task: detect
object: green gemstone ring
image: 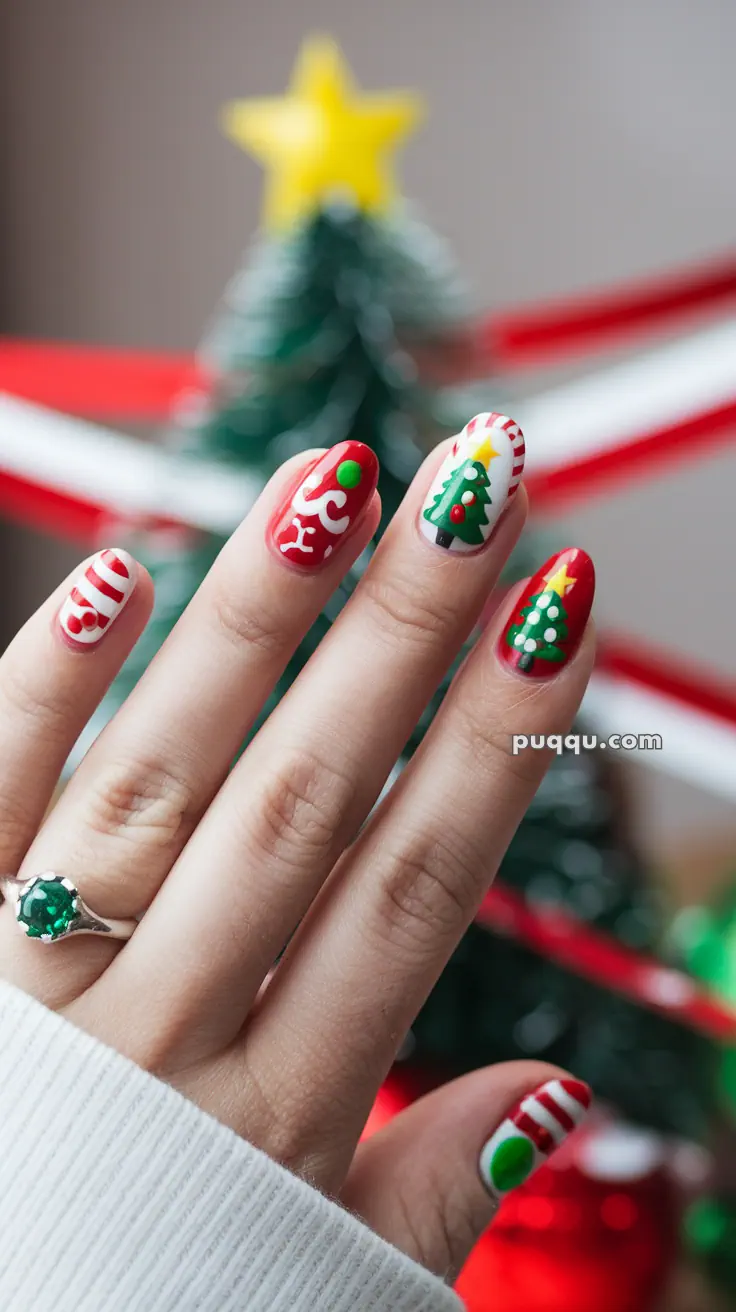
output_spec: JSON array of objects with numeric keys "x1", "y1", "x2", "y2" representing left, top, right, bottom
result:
[{"x1": 0, "y1": 873, "x2": 137, "y2": 945}]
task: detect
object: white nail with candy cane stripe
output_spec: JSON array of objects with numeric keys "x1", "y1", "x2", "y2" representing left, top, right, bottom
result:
[
  {"x1": 58, "y1": 548, "x2": 136, "y2": 648},
  {"x1": 420, "y1": 412, "x2": 525, "y2": 554},
  {"x1": 478, "y1": 1077, "x2": 591, "y2": 1200}
]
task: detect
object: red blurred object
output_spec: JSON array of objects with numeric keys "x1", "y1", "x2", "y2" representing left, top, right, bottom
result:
[
  {"x1": 526, "y1": 396, "x2": 736, "y2": 515},
  {"x1": 0, "y1": 339, "x2": 202, "y2": 419},
  {"x1": 475, "y1": 882, "x2": 736, "y2": 1043},
  {"x1": 455, "y1": 1118, "x2": 679, "y2": 1312},
  {"x1": 487, "y1": 253, "x2": 736, "y2": 369}
]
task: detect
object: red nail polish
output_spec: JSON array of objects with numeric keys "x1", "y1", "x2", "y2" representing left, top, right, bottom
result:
[
  {"x1": 271, "y1": 442, "x2": 379, "y2": 570},
  {"x1": 499, "y1": 547, "x2": 595, "y2": 679}
]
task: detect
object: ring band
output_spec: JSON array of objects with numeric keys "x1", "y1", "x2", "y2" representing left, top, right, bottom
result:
[{"x1": 0, "y1": 873, "x2": 137, "y2": 944}]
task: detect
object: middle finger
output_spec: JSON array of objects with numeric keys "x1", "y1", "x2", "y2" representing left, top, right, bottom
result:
[{"x1": 87, "y1": 417, "x2": 526, "y2": 1063}]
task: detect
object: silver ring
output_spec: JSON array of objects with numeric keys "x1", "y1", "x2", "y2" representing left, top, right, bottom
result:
[{"x1": 0, "y1": 873, "x2": 137, "y2": 944}]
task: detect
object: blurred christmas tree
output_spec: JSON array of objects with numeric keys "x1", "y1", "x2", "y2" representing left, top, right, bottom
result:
[
  {"x1": 105, "y1": 36, "x2": 496, "y2": 717},
  {"x1": 105, "y1": 37, "x2": 711, "y2": 1148}
]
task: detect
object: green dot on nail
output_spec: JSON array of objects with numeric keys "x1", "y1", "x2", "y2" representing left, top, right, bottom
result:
[
  {"x1": 489, "y1": 1136, "x2": 535, "y2": 1192},
  {"x1": 336, "y1": 459, "x2": 362, "y2": 489}
]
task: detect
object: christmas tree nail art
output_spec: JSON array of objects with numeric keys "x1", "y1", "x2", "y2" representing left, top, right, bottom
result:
[
  {"x1": 419, "y1": 412, "x2": 524, "y2": 553},
  {"x1": 58, "y1": 548, "x2": 136, "y2": 649},
  {"x1": 479, "y1": 1077, "x2": 592, "y2": 1201},
  {"x1": 500, "y1": 547, "x2": 594, "y2": 678},
  {"x1": 271, "y1": 441, "x2": 379, "y2": 569}
]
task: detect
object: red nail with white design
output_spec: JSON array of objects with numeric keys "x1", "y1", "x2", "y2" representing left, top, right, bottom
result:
[
  {"x1": 270, "y1": 441, "x2": 379, "y2": 570},
  {"x1": 479, "y1": 1076, "x2": 592, "y2": 1201},
  {"x1": 58, "y1": 549, "x2": 137, "y2": 649}
]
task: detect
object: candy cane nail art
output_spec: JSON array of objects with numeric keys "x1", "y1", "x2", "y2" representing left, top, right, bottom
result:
[
  {"x1": 271, "y1": 441, "x2": 379, "y2": 570},
  {"x1": 58, "y1": 548, "x2": 136, "y2": 648},
  {"x1": 479, "y1": 1077, "x2": 592, "y2": 1200},
  {"x1": 420, "y1": 412, "x2": 524, "y2": 554}
]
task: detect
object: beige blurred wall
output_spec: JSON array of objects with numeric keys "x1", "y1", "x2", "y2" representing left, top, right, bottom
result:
[{"x1": 1, "y1": 0, "x2": 735, "y2": 855}]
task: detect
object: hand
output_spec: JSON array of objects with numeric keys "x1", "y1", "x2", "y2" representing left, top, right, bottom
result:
[{"x1": 0, "y1": 430, "x2": 595, "y2": 1280}]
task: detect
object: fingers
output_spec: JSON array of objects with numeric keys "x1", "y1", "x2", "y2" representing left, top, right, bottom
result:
[
  {"x1": 343, "y1": 1064, "x2": 592, "y2": 1280},
  {"x1": 0, "y1": 548, "x2": 149, "y2": 869},
  {"x1": 242, "y1": 550, "x2": 595, "y2": 1179},
  {"x1": 0, "y1": 548, "x2": 152, "y2": 995},
  {"x1": 90, "y1": 430, "x2": 527, "y2": 1065},
  {"x1": 7, "y1": 445, "x2": 379, "y2": 1005}
]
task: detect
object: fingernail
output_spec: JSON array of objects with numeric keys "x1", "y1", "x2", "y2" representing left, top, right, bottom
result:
[
  {"x1": 479, "y1": 1077, "x2": 592, "y2": 1200},
  {"x1": 271, "y1": 441, "x2": 379, "y2": 569},
  {"x1": 499, "y1": 546, "x2": 594, "y2": 678},
  {"x1": 419, "y1": 412, "x2": 524, "y2": 554},
  {"x1": 58, "y1": 548, "x2": 136, "y2": 649}
]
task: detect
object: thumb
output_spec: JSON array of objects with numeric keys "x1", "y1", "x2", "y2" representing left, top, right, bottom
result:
[{"x1": 342, "y1": 1062, "x2": 592, "y2": 1281}]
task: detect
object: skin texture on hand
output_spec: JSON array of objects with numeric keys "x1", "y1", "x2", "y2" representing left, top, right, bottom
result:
[{"x1": 0, "y1": 425, "x2": 595, "y2": 1279}]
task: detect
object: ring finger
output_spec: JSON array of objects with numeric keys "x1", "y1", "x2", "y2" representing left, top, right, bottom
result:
[{"x1": 3, "y1": 444, "x2": 380, "y2": 1003}]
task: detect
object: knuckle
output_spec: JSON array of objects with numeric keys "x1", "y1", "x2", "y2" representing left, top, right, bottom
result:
[
  {"x1": 80, "y1": 755, "x2": 200, "y2": 862},
  {"x1": 373, "y1": 827, "x2": 484, "y2": 957},
  {"x1": 249, "y1": 748, "x2": 355, "y2": 877},
  {"x1": 210, "y1": 587, "x2": 289, "y2": 659},
  {"x1": 360, "y1": 567, "x2": 457, "y2": 653}
]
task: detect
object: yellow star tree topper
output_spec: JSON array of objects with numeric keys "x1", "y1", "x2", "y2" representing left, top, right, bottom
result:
[
  {"x1": 222, "y1": 37, "x2": 423, "y2": 230},
  {"x1": 467, "y1": 433, "x2": 500, "y2": 471},
  {"x1": 542, "y1": 562, "x2": 578, "y2": 597}
]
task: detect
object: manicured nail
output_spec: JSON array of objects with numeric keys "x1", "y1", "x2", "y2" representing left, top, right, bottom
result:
[
  {"x1": 479, "y1": 1077, "x2": 592, "y2": 1200},
  {"x1": 499, "y1": 546, "x2": 594, "y2": 679},
  {"x1": 419, "y1": 412, "x2": 524, "y2": 554},
  {"x1": 271, "y1": 441, "x2": 379, "y2": 569},
  {"x1": 58, "y1": 548, "x2": 136, "y2": 649}
]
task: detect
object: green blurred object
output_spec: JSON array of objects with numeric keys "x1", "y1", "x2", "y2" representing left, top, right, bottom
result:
[
  {"x1": 673, "y1": 890, "x2": 736, "y2": 1300},
  {"x1": 684, "y1": 1198, "x2": 736, "y2": 1293}
]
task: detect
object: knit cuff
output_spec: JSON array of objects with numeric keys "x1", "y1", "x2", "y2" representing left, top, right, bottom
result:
[{"x1": 0, "y1": 982, "x2": 461, "y2": 1312}]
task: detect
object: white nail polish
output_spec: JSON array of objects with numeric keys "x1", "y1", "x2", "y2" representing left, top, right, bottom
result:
[
  {"x1": 419, "y1": 412, "x2": 524, "y2": 554},
  {"x1": 58, "y1": 548, "x2": 136, "y2": 648}
]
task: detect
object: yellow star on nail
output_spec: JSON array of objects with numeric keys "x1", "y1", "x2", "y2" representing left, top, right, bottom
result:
[
  {"x1": 222, "y1": 37, "x2": 423, "y2": 230},
  {"x1": 542, "y1": 563, "x2": 578, "y2": 597},
  {"x1": 468, "y1": 435, "x2": 500, "y2": 470}
]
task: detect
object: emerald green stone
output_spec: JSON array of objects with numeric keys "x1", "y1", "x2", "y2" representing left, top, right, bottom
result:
[
  {"x1": 17, "y1": 878, "x2": 79, "y2": 940},
  {"x1": 336, "y1": 459, "x2": 362, "y2": 489},
  {"x1": 489, "y1": 1136, "x2": 535, "y2": 1192}
]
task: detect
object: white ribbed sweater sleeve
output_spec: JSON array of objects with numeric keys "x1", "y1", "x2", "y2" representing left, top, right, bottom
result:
[{"x1": 0, "y1": 983, "x2": 461, "y2": 1312}]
